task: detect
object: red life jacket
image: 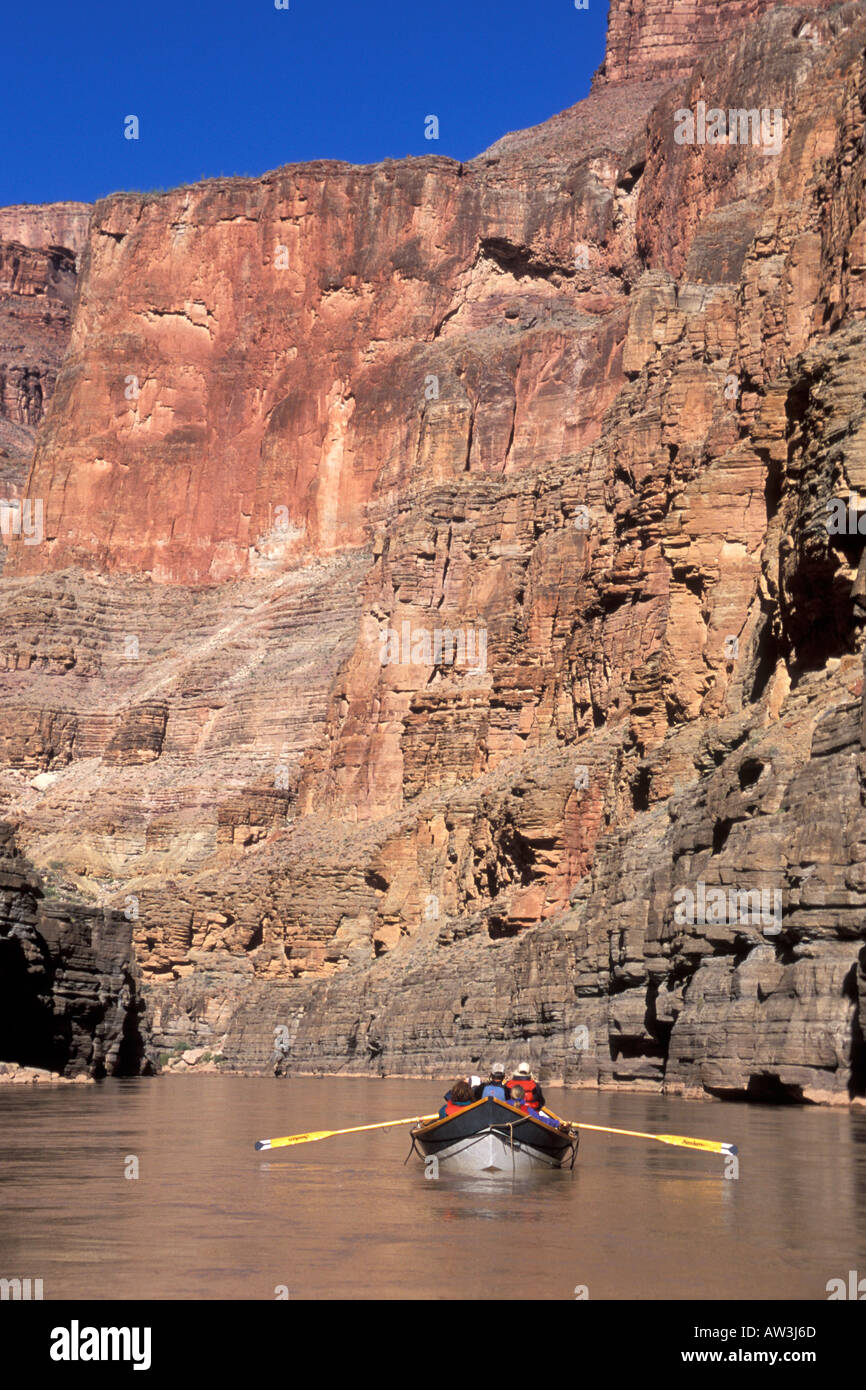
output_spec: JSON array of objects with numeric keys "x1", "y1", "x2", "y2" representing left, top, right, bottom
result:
[
  {"x1": 444, "y1": 1099, "x2": 473, "y2": 1115},
  {"x1": 505, "y1": 1077, "x2": 540, "y2": 1109}
]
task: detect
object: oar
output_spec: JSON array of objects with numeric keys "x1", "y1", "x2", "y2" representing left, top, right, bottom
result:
[
  {"x1": 254, "y1": 1113, "x2": 438, "y2": 1151},
  {"x1": 543, "y1": 1111, "x2": 737, "y2": 1156}
]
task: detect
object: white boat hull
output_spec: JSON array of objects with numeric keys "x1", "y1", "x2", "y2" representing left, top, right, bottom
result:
[{"x1": 425, "y1": 1127, "x2": 565, "y2": 1176}]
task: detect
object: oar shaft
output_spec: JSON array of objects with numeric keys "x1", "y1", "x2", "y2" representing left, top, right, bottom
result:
[
  {"x1": 571, "y1": 1120, "x2": 666, "y2": 1141},
  {"x1": 549, "y1": 1115, "x2": 736, "y2": 1156},
  {"x1": 255, "y1": 1113, "x2": 437, "y2": 1151},
  {"x1": 569, "y1": 1123, "x2": 739, "y2": 1156}
]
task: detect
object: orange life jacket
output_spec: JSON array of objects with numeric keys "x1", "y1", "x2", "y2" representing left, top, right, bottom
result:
[
  {"x1": 444, "y1": 1099, "x2": 473, "y2": 1115},
  {"x1": 505, "y1": 1077, "x2": 540, "y2": 1108}
]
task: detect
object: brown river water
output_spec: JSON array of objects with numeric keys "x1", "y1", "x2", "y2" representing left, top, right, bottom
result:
[{"x1": 2, "y1": 1076, "x2": 865, "y2": 1301}]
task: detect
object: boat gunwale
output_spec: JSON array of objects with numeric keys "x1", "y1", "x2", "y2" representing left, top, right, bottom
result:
[{"x1": 411, "y1": 1097, "x2": 572, "y2": 1145}]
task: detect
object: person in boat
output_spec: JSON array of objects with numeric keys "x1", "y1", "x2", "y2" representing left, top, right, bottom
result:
[
  {"x1": 438, "y1": 1078, "x2": 476, "y2": 1117},
  {"x1": 441, "y1": 1075, "x2": 479, "y2": 1105},
  {"x1": 474, "y1": 1064, "x2": 507, "y2": 1100},
  {"x1": 508, "y1": 1083, "x2": 570, "y2": 1132},
  {"x1": 504, "y1": 1062, "x2": 545, "y2": 1111}
]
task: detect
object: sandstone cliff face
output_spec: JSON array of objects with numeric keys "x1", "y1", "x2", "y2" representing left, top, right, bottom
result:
[
  {"x1": 0, "y1": 203, "x2": 88, "y2": 556},
  {"x1": 597, "y1": 0, "x2": 840, "y2": 87},
  {"x1": 0, "y1": 204, "x2": 90, "y2": 256},
  {"x1": 2, "y1": 3, "x2": 866, "y2": 1102}
]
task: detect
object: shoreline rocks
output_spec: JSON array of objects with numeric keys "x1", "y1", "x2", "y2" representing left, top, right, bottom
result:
[{"x1": 0, "y1": 1061, "x2": 93, "y2": 1085}]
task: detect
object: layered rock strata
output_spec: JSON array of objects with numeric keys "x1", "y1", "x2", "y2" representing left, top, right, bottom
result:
[
  {"x1": 1, "y1": 4, "x2": 866, "y2": 1101},
  {"x1": 0, "y1": 202, "x2": 88, "y2": 563}
]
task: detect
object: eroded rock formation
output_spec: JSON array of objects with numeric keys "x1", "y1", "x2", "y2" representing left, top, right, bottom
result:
[
  {"x1": 2, "y1": 1, "x2": 866, "y2": 1102},
  {"x1": 0, "y1": 202, "x2": 88, "y2": 561},
  {"x1": 0, "y1": 823, "x2": 151, "y2": 1077}
]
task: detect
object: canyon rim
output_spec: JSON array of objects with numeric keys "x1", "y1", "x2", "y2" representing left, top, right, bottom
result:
[{"x1": 2, "y1": 0, "x2": 866, "y2": 1106}]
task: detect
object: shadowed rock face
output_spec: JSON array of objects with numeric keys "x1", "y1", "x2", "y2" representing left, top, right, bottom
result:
[
  {"x1": 0, "y1": 822, "x2": 151, "y2": 1076},
  {"x1": 2, "y1": 3, "x2": 866, "y2": 1102}
]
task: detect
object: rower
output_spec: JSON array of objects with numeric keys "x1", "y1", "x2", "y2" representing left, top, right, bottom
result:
[
  {"x1": 504, "y1": 1062, "x2": 546, "y2": 1111},
  {"x1": 474, "y1": 1064, "x2": 507, "y2": 1100}
]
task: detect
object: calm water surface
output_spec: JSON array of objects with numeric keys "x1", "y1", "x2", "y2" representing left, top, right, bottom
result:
[{"x1": 1, "y1": 1077, "x2": 865, "y2": 1300}]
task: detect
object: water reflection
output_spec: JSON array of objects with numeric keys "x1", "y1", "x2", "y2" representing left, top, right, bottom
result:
[{"x1": 1, "y1": 1076, "x2": 865, "y2": 1300}]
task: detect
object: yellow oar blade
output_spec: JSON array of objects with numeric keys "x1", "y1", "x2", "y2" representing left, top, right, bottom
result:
[
  {"x1": 255, "y1": 1113, "x2": 437, "y2": 1151},
  {"x1": 559, "y1": 1118, "x2": 737, "y2": 1157},
  {"x1": 658, "y1": 1134, "x2": 737, "y2": 1156},
  {"x1": 261, "y1": 1130, "x2": 334, "y2": 1150}
]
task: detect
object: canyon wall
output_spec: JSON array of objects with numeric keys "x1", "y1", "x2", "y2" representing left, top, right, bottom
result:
[
  {"x1": 0, "y1": 822, "x2": 151, "y2": 1076},
  {"x1": 2, "y1": 2, "x2": 866, "y2": 1101},
  {"x1": 0, "y1": 202, "x2": 88, "y2": 556},
  {"x1": 596, "y1": 0, "x2": 840, "y2": 86}
]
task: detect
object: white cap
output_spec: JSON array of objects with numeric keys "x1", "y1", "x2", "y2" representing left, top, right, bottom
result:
[
  {"x1": 491, "y1": 1063, "x2": 505, "y2": 1076},
  {"x1": 516, "y1": 1062, "x2": 531, "y2": 1077}
]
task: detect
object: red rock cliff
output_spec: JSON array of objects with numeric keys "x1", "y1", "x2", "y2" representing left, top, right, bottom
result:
[
  {"x1": 597, "y1": 0, "x2": 840, "y2": 85},
  {"x1": 0, "y1": 202, "x2": 88, "y2": 518},
  {"x1": 2, "y1": 3, "x2": 866, "y2": 1103}
]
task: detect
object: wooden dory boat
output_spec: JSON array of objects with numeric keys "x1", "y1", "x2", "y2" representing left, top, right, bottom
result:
[{"x1": 410, "y1": 1097, "x2": 578, "y2": 1176}]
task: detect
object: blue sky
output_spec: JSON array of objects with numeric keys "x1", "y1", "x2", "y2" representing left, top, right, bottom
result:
[{"x1": 1, "y1": 0, "x2": 609, "y2": 206}]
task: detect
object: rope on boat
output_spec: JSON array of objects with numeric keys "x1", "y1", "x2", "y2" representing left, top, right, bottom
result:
[{"x1": 408, "y1": 1120, "x2": 567, "y2": 1171}]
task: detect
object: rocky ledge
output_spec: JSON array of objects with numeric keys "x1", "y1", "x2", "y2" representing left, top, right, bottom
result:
[
  {"x1": 2, "y1": 1, "x2": 866, "y2": 1104},
  {"x1": 0, "y1": 1060, "x2": 94, "y2": 1084}
]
